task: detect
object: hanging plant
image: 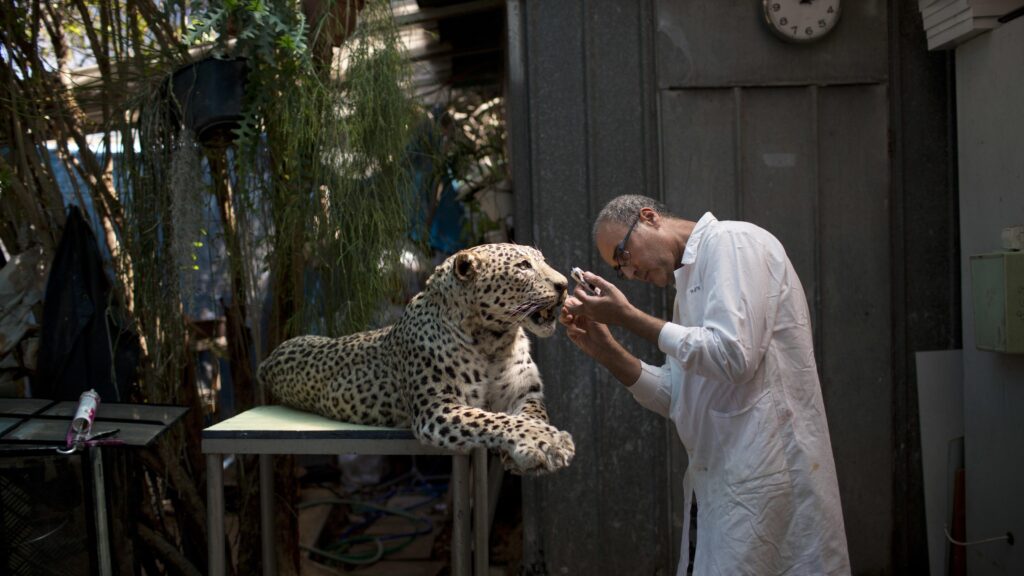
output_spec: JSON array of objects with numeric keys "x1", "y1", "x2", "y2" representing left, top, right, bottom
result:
[
  {"x1": 302, "y1": 0, "x2": 366, "y2": 47},
  {"x1": 169, "y1": 130, "x2": 207, "y2": 307},
  {"x1": 181, "y1": 0, "x2": 416, "y2": 342}
]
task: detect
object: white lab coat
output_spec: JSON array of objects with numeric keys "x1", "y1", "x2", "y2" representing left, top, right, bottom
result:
[{"x1": 629, "y1": 213, "x2": 851, "y2": 576}]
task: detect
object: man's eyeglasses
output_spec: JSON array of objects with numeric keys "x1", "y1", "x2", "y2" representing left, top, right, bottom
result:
[{"x1": 613, "y1": 214, "x2": 640, "y2": 279}]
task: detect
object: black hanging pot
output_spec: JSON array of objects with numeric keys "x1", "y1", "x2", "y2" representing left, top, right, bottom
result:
[{"x1": 170, "y1": 57, "x2": 248, "y2": 144}]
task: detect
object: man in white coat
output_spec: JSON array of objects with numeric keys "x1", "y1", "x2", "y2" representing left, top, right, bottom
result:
[{"x1": 560, "y1": 194, "x2": 851, "y2": 575}]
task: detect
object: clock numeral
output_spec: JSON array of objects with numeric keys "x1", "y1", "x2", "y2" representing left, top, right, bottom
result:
[{"x1": 765, "y1": 1, "x2": 837, "y2": 41}]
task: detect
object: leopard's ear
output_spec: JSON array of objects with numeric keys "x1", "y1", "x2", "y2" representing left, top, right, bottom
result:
[{"x1": 453, "y1": 250, "x2": 480, "y2": 282}]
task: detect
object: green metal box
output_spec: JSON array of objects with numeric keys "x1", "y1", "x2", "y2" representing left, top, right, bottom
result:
[{"x1": 969, "y1": 252, "x2": 1024, "y2": 354}]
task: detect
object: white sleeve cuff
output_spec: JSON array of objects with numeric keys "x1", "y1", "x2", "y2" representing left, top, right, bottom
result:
[
  {"x1": 657, "y1": 321, "x2": 689, "y2": 359},
  {"x1": 629, "y1": 361, "x2": 672, "y2": 417}
]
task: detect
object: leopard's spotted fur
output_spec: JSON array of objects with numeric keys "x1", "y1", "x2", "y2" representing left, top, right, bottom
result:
[{"x1": 258, "y1": 243, "x2": 575, "y2": 474}]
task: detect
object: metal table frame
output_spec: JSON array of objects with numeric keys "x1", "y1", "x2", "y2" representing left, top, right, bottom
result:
[
  {"x1": 1, "y1": 398, "x2": 188, "y2": 576},
  {"x1": 202, "y1": 405, "x2": 489, "y2": 576}
]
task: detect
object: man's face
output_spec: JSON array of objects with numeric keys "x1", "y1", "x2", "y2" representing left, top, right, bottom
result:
[{"x1": 595, "y1": 213, "x2": 674, "y2": 288}]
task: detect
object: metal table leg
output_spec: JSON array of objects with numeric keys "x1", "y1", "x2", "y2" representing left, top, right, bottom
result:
[
  {"x1": 90, "y1": 446, "x2": 112, "y2": 576},
  {"x1": 473, "y1": 447, "x2": 489, "y2": 575},
  {"x1": 260, "y1": 453, "x2": 276, "y2": 576},
  {"x1": 452, "y1": 453, "x2": 470, "y2": 576},
  {"x1": 207, "y1": 453, "x2": 225, "y2": 576}
]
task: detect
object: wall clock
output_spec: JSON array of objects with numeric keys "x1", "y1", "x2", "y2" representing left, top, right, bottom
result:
[{"x1": 763, "y1": 0, "x2": 841, "y2": 43}]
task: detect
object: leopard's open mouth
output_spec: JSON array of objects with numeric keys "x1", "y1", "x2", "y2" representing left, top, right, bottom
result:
[
  {"x1": 530, "y1": 304, "x2": 557, "y2": 325},
  {"x1": 529, "y1": 294, "x2": 564, "y2": 326}
]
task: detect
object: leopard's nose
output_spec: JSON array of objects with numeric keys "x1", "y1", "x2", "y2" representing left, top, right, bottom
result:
[{"x1": 553, "y1": 280, "x2": 567, "y2": 294}]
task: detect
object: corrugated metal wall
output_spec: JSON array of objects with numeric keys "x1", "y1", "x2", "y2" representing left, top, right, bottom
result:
[
  {"x1": 509, "y1": 1, "x2": 955, "y2": 573},
  {"x1": 956, "y1": 16, "x2": 1024, "y2": 576},
  {"x1": 509, "y1": 1, "x2": 672, "y2": 573}
]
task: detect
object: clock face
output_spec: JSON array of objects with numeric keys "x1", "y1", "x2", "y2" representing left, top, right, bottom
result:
[{"x1": 763, "y1": 0, "x2": 841, "y2": 43}]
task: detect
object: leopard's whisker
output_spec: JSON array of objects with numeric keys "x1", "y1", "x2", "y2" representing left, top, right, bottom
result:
[
  {"x1": 509, "y1": 301, "x2": 539, "y2": 317},
  {"x1": 510, "y1": 299, "x2": 546, "y2": 322}
]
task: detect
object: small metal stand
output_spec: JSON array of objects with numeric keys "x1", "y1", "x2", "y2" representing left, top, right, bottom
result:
[{"x1": 0, "y1": 398, "x2": 188, "y2": 576}]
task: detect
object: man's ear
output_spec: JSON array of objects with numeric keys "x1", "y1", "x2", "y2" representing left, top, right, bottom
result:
[
  {"x1": 640, "y1": 206, "x2": 660, "y2": 227},
  {"x1": 453, "y1": 251, "x2": 479, "y2": 282}
]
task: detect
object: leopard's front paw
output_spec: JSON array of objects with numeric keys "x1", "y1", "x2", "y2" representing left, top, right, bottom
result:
[{"x1": 504, "y1": 427, "x2": 575, "y2": 475}]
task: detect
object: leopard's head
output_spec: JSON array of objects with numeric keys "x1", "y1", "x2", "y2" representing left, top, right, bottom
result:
[{"x1": 442, "y1": 243, "x2": 568, "y2": 337}]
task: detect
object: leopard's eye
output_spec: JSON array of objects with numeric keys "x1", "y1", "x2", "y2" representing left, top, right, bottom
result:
[{"x1": 515, "y1": 260, "x2": 532, "y2": 270}]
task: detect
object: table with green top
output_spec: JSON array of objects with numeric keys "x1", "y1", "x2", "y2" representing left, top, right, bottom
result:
[{"x1": 202, "y1": 405, "x2": 489, "y2": 576}]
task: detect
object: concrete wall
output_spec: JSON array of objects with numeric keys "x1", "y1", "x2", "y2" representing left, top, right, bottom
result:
[
  {"x1": 510, "y1": 1, "x2": 957, "y2": 573},
  {"x1": 955, "y1": 15, "x2": 1024, "y2": 575}
]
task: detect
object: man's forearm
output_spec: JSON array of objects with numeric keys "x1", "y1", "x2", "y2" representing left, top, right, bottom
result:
[
  {"x1": 620, "y1": 304, "x2": 666, "y2": 346},
  {"x1": 594, "y1": 339, "x2": 643, "y2": 388}
]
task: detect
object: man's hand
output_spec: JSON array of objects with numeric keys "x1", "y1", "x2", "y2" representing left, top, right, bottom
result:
[
  {"x1": 564, "y1": 272, "x2": 634, "y2": 326},
  {"x1": 559, "y1": 295, "x2": 616, "y2": 358},
  {"x1": 565, "y1": 271, "x2": 667, "y2": 346},
  {"x1": 560, "y1": 294, "x2": 644, "y2": 387}
]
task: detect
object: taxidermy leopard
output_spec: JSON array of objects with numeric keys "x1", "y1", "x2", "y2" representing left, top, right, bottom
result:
[{"x1": 258, "y1": 243, "x2": 575, "y2": 475}]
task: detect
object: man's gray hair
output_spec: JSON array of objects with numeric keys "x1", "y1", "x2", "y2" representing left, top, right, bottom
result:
[{"x1": 592, "y1": 194, "x2": 674, "y2": 242}]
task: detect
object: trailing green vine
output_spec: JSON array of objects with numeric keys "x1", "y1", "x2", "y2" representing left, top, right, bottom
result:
[{"x1": 190, "y1": 0, "x2": 417, "y2": 341}]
